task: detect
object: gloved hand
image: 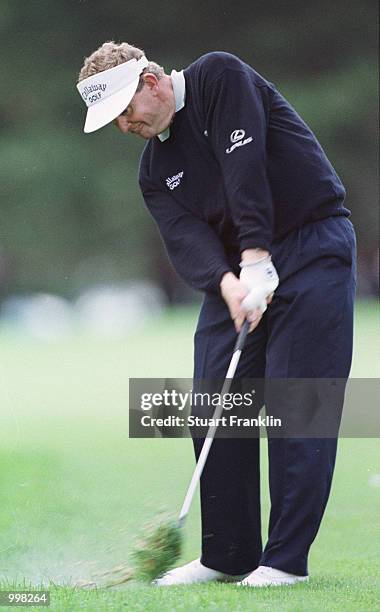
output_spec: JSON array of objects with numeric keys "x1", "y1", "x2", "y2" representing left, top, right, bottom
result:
[{"x1": 239, "y1": 255, "x2": 279, "y2": 314}]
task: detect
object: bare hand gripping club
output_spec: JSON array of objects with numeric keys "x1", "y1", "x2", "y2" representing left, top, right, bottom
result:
[{"x1": 178, "y1": 319, "x2": 250, "y2": 528}]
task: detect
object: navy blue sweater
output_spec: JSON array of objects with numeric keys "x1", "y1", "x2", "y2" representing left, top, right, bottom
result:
[{"x1": 139, "y1": 52, "x2": 349, "y2": 294}]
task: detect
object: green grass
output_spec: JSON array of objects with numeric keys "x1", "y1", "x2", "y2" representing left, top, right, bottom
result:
[{"x1": 0, "y1": 301, "x2": 379, "y2": 611}]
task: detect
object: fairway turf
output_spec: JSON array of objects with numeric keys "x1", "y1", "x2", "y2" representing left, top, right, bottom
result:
[{"x1": 0, "y1": 301, "x2": 379, "y2": 611}]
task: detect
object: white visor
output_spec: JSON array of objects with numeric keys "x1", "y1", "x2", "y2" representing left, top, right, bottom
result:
[{"x1": 76, "y1": 56, "x2": 149, "y2": 133}]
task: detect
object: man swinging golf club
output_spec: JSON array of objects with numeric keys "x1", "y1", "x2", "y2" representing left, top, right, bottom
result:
[{"x1": 76, "y1": 42, "x2": 356, "y2": 587}]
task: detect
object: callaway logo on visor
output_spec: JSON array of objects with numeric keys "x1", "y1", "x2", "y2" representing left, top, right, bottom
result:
[{"x1": 76, "y1": 56, "x2": 149, "y2": 133}]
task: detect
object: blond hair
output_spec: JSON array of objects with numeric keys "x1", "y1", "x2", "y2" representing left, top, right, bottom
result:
[{"x1": 78, "y1": 41, "x2": 164, "y2": 92}]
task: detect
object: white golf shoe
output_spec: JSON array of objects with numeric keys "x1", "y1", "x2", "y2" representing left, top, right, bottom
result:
[
  {"x1": 153, "y1": 558, "x2": 247, "y2": 586},
  {"x1": 238, "y1": 565, "x2": 309, "y2": 587}
]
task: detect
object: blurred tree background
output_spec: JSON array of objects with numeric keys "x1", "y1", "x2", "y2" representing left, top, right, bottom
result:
[{"x1": 0, "y1": 0, "x2": 378, "y2": 302}]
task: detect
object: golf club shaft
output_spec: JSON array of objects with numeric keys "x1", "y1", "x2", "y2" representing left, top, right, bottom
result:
[{"x1": 178, "y1": 319, "x2": 250, "y2": 527}]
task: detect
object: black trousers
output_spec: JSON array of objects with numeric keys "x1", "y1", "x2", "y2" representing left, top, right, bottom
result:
[{"x1": 192, "y1": 216, "x2": 357, "y2": 576}]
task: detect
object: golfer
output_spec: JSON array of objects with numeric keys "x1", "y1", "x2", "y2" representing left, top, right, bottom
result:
[{"x1": 76, "y1": 42, "x2": 356, "y2": 587}]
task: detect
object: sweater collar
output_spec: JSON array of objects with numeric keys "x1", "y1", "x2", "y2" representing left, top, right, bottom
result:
[{"x1": 158, "y1": 69, "x2": 185, "y2": 142}]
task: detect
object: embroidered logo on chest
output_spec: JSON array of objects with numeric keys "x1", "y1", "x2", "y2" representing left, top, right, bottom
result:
[
  {"x1": 226, "y1": 129, "x2": 253, "y2": 154},
  {"x1": 166, "y1": 171, "x2": 184, "y2": 190}
]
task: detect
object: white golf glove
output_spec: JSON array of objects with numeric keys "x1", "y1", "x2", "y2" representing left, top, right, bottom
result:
[{"x1": 239, "y1": 255, "x2": 279, "y2": 314}]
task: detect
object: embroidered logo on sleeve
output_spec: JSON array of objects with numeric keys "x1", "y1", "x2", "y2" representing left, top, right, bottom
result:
[
  {"x1": 166, "y1": 171, "x2": 184, "y2": 190},
  {"x1": 226, "y1": 129, "x2": 253, "y2": 154}
]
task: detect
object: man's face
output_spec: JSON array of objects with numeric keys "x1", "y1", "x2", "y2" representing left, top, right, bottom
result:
[{"x1": 114, "y1": 75, "x2": 173, "y2": 139}]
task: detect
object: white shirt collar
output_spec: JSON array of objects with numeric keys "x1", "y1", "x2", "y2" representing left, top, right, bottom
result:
[{"x1": 158, "y1": 69, "x2": 185, "y2": 142}]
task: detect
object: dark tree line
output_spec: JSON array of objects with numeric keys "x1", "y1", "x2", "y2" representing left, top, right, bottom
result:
[{"x1": 0, "y1": 1, "x2": 377, "y2": 299}]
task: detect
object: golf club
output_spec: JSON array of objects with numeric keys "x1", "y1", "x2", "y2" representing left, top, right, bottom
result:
[
  {"x1": 130, "y1": 319, "x2": 250, "y2": 582},
  {"x1": 178, "y1": 318, "x2": 250, "y2": 528}
]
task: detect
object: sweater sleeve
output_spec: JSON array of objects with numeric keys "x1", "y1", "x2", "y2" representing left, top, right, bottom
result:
[
  {"x1": 204, "y1": 66, "x2": 274, "y2": 252},
  {"x1": 141, "y1": 184, "x2": 232, "y2": 294}
]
